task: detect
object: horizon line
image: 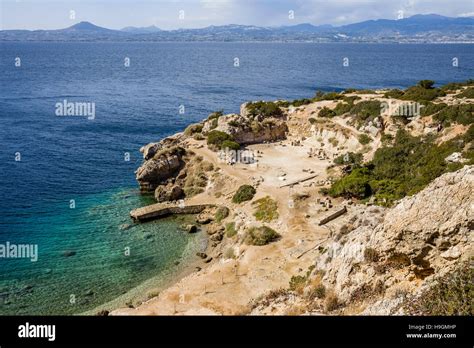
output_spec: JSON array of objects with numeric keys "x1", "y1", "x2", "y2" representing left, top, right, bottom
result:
[{"x1": 3, "y1": 13, "x2": 472, "y2": 32}]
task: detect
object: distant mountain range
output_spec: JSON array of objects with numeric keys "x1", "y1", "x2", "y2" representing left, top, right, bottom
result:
[{"x1": 2, "y1": 14, "x2": 473, "y2": 42}]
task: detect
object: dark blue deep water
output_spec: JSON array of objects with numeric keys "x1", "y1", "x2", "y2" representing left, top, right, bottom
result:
[{"x1": 0, "y1": 42, "x2": 473, "y2": 314}]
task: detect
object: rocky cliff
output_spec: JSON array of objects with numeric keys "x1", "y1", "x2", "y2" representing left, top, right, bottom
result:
[{"x1": 251, "y1": 165, "x2": 473, "y2": 315}]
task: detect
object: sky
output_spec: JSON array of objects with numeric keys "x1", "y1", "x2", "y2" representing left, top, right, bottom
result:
[{"x1": 1, "y1": 0, "x2": 473, "y2": 30}]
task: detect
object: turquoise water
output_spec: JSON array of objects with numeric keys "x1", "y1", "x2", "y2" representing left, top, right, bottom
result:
[{"x1": 0, "y1": 188, "x2": 205, "y2": 315}]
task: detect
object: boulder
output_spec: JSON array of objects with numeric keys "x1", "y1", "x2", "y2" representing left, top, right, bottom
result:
[
  {"x1": 154, "y1": 185, "x2": 184, "y2": 203},
  {"x1": 136, "y1": 151, "x2": 184, "y2": 191},
  {"x1": 185, "y1": 224, "x2": 198, "y2": 233}
]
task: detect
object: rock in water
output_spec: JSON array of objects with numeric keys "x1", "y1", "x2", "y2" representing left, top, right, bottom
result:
[
  {"x1": 62, "y1": 250, "x2": 76, "y2": 257},
  {"x1": 186, "y1": 224, "x2": 198, "y2": 233}
]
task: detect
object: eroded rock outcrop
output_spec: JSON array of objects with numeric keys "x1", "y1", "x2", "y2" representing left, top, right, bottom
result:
[
  {"x1": 135, "y1": 146, "x2": 186, "y2": 191},
  {"x1": 316, "y1": 165, "x2": 473, "y2": 313}
]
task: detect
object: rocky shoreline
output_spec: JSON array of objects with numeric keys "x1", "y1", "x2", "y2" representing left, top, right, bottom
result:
[{"x1": 112, "y1": 81, "x2": 473, "y2": 315}]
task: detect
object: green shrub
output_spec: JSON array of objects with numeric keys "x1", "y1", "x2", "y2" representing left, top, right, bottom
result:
[
  {"x1": 358, "y1": 134, "x2": 372, "y2": 145},
  {"x1": 329, "y1": 129, "x2": 468, "y2": 205},
  {"x1": 350, "y1": 100, "x2": 381, "y2": 120},
  {"x1": 418, "y1": 80, "x2": 435, "y2": 89},
  {"x1": 246, "y1": 101, "x2": 283, "y2": 118},
  {"x1": 314, "y1": 91, "x2": 344, "y2": 101},
  {"x1": 384, "y1": 89, "x2": 404, "y2": 99},
  {"x1": 308, "y1": 117, "x2": 318, "y2": 125},
  {"x1": 405, "y1": 261, "x2": 473, "y2": 315},
  {"x1": 334, "y1": 152, "x2": 363, "y2": 166},
  {"x1": 207, "y1": 110, "x2": 223, "y2": 121},
  {"x1": 245, "y1": 226, "x2": 280, "y2": 246},
  {"x1": 401, "y1": 81, "x2": 445, "y2": 102},
  {"x1": 329, "y1": 167, "x2": 372, "y2": 199},
  {"x1": 289, "y1": 275, "x2": 307, "y2": 292},
  {"x1": 225, "y1": 222, "x2": 237, "y2": 238},
  {"x1": 319, "y1": 107, "x2": 336, "y2": 118},
  {"x1": 215, "y1": 206, "x2": 230, "y2": 223},
  {"x1": 291, "y1": 98, "x2": 312, "y2": 107},
  {"x1": 232, "y1": 185, "x2": 256, "y2": 204},
  {"x1": 455, "y1": 87, "x2": 474, "y2": 99},
  {"x1": 184, "y1": 123, "x2": 203, "y2": 136},
  {"x1": 252, "y1": 196, "x2": 279, "y2": 222},
  {"x1": 207, "y1": 130, "x2": 234, "y2": 149},
  {"x1": 311, "y1": 284, "x2": 326, "y2": 299},
  {"x1": 183, "y1": 187, "x2": 204, "y2": 197},
  {"x1": 328, "y1": 137, "x2": 339, "y2": 147},
  {"x1": 221, "y1": 140, "x2": 240, "y2": 150},
  {"x1": 334, "y1": 102, "x2": 352, "y2": 116},
  {"x1": 381, "y1": 133, "x2": 394, "y2": 145},
  {"x1": 420, "y1": 102, "x2": 447, "y2": 116},
  {"x1": 434, "y1": 104, "x2": 474, "y2": 126}
]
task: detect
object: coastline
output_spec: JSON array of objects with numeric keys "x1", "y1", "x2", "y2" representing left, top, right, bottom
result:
[{"x1": 110, "y1": 81, "x2": 473, "y2": 315}]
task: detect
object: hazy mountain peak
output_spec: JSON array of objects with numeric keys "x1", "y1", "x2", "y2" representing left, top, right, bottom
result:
[{"x1": 66, "y1": 21, "x2": 110, "y2": 31}]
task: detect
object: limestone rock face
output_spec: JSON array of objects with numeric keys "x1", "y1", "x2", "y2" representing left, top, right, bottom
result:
[
  {"x1": 140, "y1": 142, "x2": 161, "y2": 160},
  {"x1": 154, "y1": 184, "x2": 184, "y2": 202},
  {"x1": 202, "y1": 105, "x2": 288, "y2": 145},
  {"x1": 135, "y1": 149, "x2": 185, "y2": 191},
  {"x1": 317, "y1": 166, "x2": 473, "y2": 312}
]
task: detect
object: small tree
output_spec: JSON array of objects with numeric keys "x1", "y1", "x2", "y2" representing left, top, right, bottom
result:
[{"x1": 418, "y1": 80, "x2": 435, "y2": 89}]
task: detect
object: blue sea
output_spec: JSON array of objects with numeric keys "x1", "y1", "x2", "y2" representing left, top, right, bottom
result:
[{"x1": 1, "y1": 42, "x2": 473, "y2": 315}]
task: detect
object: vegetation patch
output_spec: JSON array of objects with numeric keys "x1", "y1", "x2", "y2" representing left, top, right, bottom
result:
[
  {"x1": 221, "y1": 140, "x2": 240, "y2": 150},
  {"x1": 225, "y1": 222, "x2": 237, "y2": 238},
  {"x1": 434, "y1": 104, "x2": 474, "y2": 126},
  {"x1": 404, "y1": 261, "x2": 473, "y2": 315},
  {"x1": 334, "y1": 152, "x2": 363, "y2": 166},
  {"x1": 318, "y1": 107, "x2": 336, "y2": 118},
  {"x1": 358, "y1": 134, "x2": 372, "y2": 145},
  {"x1": 207, "y1": 130, "x2": 239, "y2": 150},
  {"x1": 232, "y1": 184, "x2": 256, "y2": 204},
  {"x1": 246, "y1": 101, "x2": 283, "y2": 118},
  {"x1": 184, "y1": 123, "x2": 203, "y2": 136},
  {"x1": 252, "y1": 196, "x2": 279, "y2": 222},
  {"x1": 329, "y1": 129, "x2": 470, "y2": 206},
  {"x1": 400, "y1": 80, "x2": 445, "y2": 102},
  {"x1": 420, "y1": 102, "x2": 447, "y2": 117},
  {"x1": 244, "y1": 226, "x2": 280, "y2": 246},
  {"x1": 350, "y1": 100, "x2": 381, "y2": 121},
  {"x1": 214, "y1": 206, "x2": 230, "y2": 223}
]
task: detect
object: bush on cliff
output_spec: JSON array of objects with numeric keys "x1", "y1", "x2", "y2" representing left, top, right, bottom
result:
[
  {"x1": 358, "y1": 134, "x2": 372, "y2": 145},
  {"x1": 246, "y1": 101, "x2": 283, "y2": 118},
  {"x1": 455, "y1": 87, "x2": 474, "y2": 99},
  {"x1": 244, "y1": 226, "x2": 280, "y2": 246},
  {"x1": 221, "y1": 140, "x2": 240, "y2": 151},
  {"x1": 384, "y1": 89, "x2": 404, "y2": 99},
  {"x1": 328, "y1": 167, "x2": 372, "y2": 199},
  {"x1": 350, "y1": 100, "x2": 381, "y2": 120},
  {"x1": 434, "y1": 104, "x2": 474, "y2": 126},
  {"x1": 184, "y1": 123, "x2": 203, "y2": 136},
  {"x1": 207, "y1": 130, "x2": 234, "y2": 149},
  {"x1": 400, "y1": 80, "x2": 445, "y2": 102},
  {"x1": 232, "y1": 185, "x2": 256, "y2": 204},
  {"x1": 405, "y1": 261, "x2": 473, "y2": 315},
  {"x1": 318, "y1": 107, "x2": 336, "y2": 118},
  {"x1": 334, "y1": 152, "x2": 363, "y2": 166}
]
